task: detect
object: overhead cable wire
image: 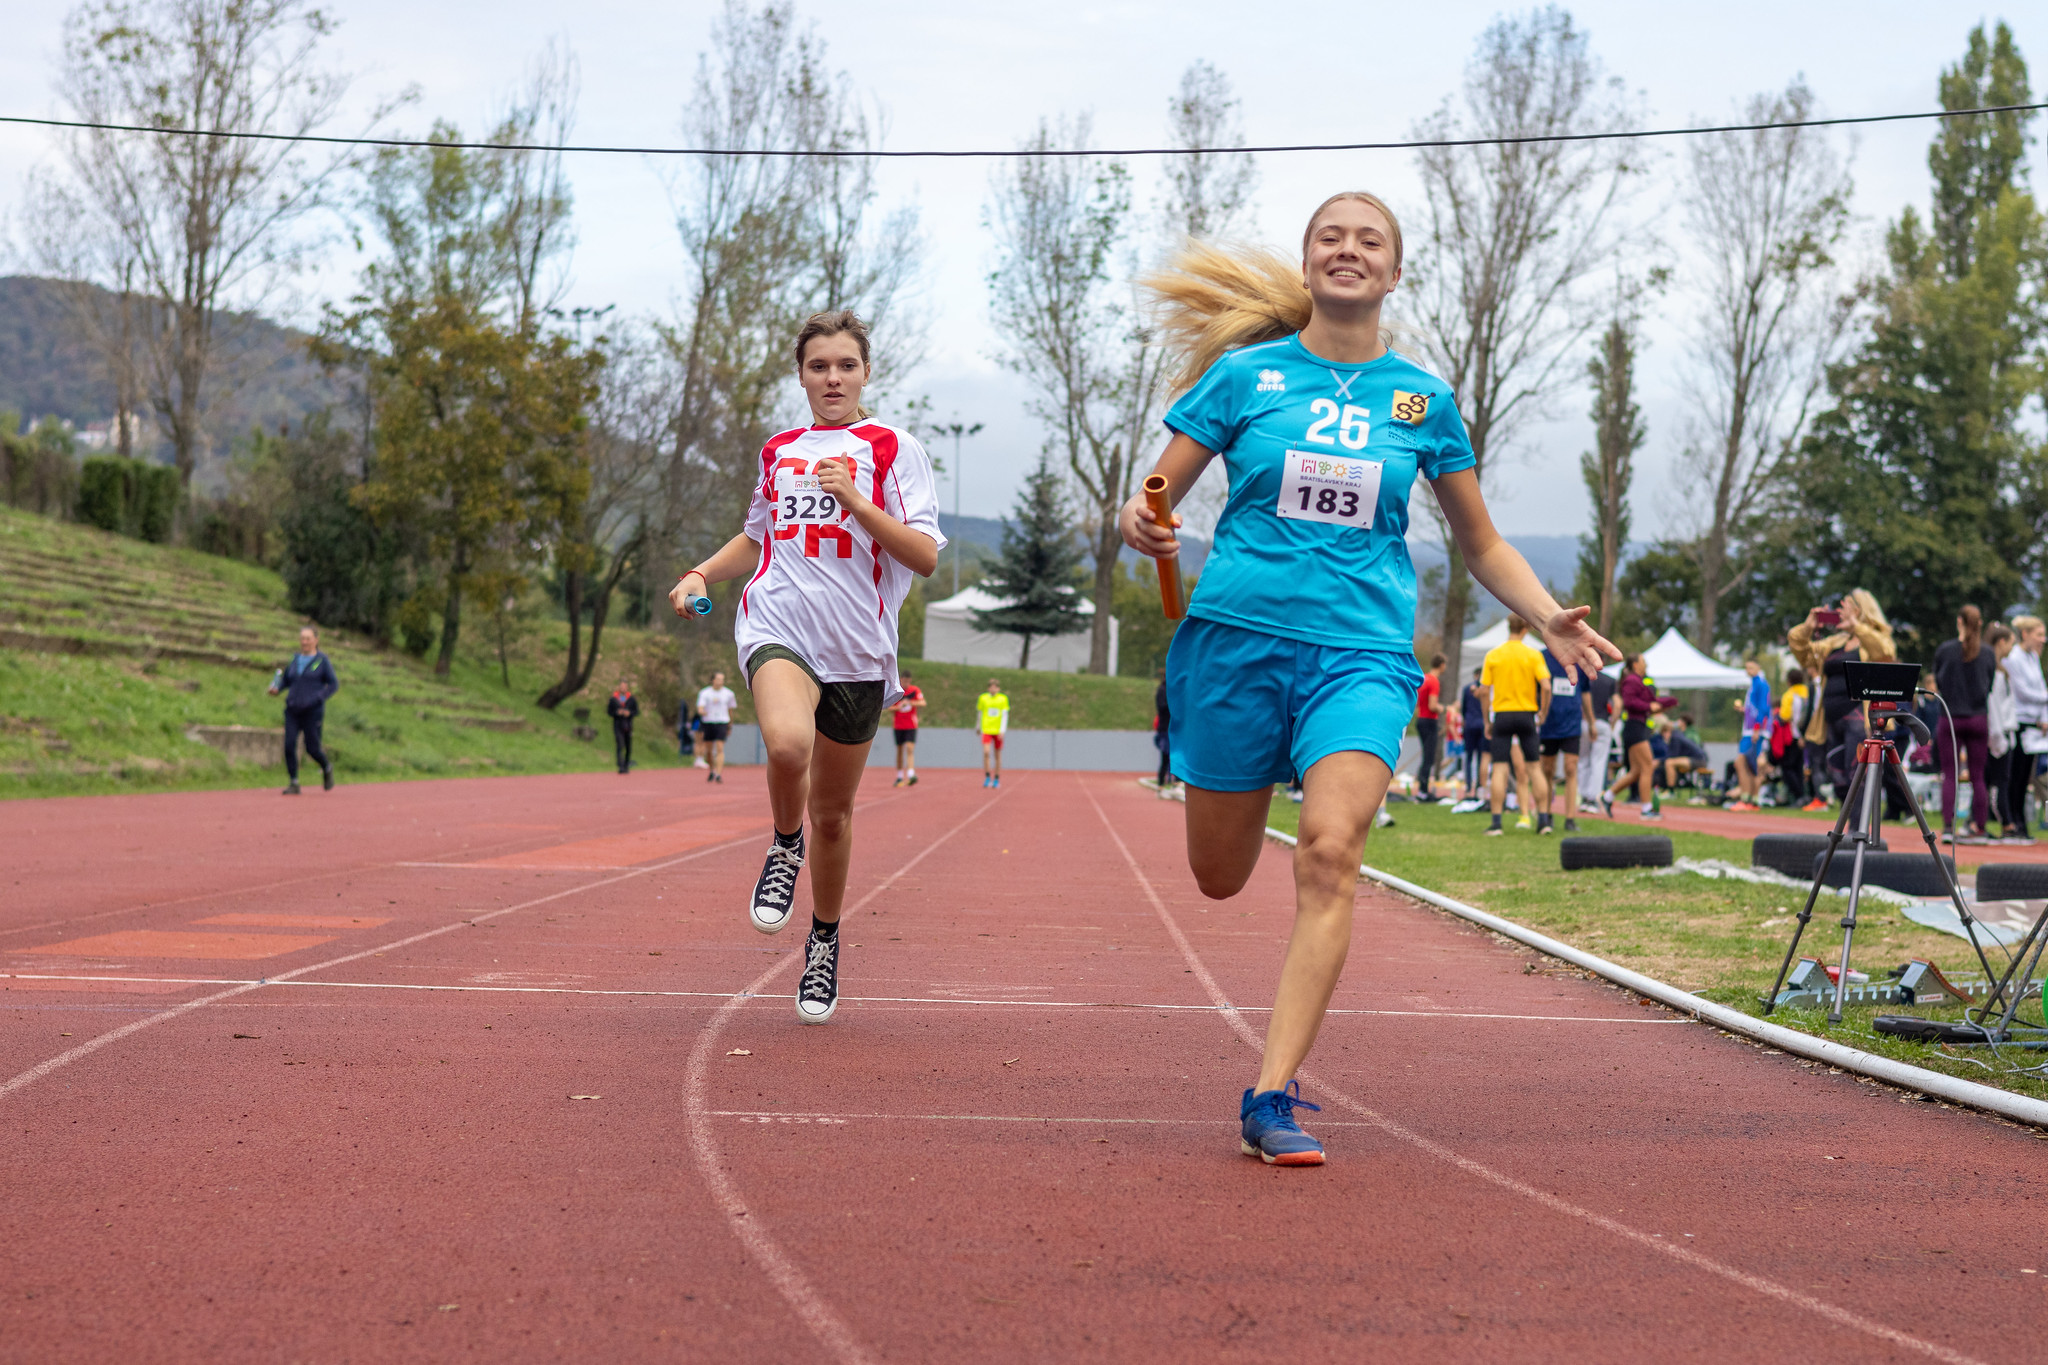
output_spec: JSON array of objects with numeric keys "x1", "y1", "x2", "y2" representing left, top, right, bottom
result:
[{"x1": 0, "y1": 101, "x2": 2044, "y2": 160}]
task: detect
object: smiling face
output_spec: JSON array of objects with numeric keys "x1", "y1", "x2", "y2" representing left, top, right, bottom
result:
[
  {"x1": 798, "y1": 331, "x2": 870, "y2": 427},
  {"x1": 1301, "y1": 198, "x2": 1402, "y2": 316},
  {"x1": 298, "y1": 627, "x2": 317, "y2": 655}
]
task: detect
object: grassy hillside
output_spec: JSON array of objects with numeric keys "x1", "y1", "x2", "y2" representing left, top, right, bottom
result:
[
  {"x1": 0, "y1": 505, "x2": 693, "y2": 798},
  {"x1": 0, "y1": 506, "x2": 1159, "y2": 797}
]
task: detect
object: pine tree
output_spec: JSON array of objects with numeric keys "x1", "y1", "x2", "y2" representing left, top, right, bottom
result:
[
  {"x1": 1573, "y1": 315, "x2": 1645, "y2": 637},
  {"x1": 972, "y1": 455, "x2": 1087, "y2": 668}
]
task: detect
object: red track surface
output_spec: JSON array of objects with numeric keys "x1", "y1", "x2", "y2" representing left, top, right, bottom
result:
[{"x1": 5, "y1": 770, "x2": 2047, "y2": 1362}]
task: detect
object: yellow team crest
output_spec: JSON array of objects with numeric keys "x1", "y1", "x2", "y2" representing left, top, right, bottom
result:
[{"x1": 1391, "y1": 390, "x2": 1431, "y2": 424}]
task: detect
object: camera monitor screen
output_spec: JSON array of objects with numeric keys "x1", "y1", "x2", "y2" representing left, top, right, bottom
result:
[{"x1": 1843, "y1": 660, "x2": 1920, "y2": 704}]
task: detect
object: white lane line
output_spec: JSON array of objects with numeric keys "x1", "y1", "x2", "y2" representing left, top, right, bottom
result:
[
  {"x1": 711, "y1": 1110, "x2": 1389, "y2": 1128},
  {"x1": 0, "y1": 827, "x2": 772, "y2": 1103},
  {"x1": 683, "y1": 787, "x2": 1010, "y2": 1365},
  {"x1": 1080, "y1": 778, "x2": 1988, "y2": 1365},
  {"x1": 0, "y1": 973, "x2": 1686, "y2": 1023}
]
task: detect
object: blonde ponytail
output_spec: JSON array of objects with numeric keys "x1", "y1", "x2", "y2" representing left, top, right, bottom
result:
[{"x1": 1142, "y1": 240, "x2": 1311, "y2": 395}]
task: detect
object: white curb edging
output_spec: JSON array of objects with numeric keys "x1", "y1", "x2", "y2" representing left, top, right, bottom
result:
[{"x1": 1258, "y1": 824, "x2": 2048, "y2": 1129}]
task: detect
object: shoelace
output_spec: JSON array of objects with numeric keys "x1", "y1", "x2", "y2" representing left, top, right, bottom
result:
[
  {"x1": 799, "y1": 935, "x2": 837, "y2": 1000},
  {"x1": 1265, "y1": 1080, "x2": 1321, "y2": 1128},
  {"x1": 757, "y1": 844, "x2": 802, "y2": 905}
]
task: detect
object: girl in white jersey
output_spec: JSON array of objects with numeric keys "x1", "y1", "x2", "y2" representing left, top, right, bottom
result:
[
  {"x1": 669, "y1": 310, "x2": 944, "y2": 1025},
  {"x1": 1120, "y1": 194, "x2": 1618, "y2": 1164}
]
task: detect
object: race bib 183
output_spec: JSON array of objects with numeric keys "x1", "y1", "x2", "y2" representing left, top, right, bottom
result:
[
  {"x1": 775, "y1": 470, "x2": 842, "y2": 525},
  {"x1": 1277, "y1": 451, "x2": 1382, "y2": 530}
]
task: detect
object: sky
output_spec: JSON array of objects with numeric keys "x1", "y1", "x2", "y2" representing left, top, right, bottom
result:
[{"x1": 0, "y1": 0, "x2": 2039, "y2": 541}]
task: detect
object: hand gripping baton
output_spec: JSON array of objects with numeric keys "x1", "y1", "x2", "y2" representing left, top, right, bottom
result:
[
  {"x1": 1142, "y1": 475, "x2": 1185, "y2": 621},
  {"x1": 684, "y1": 594, "x2": 713, "y2": 616}
]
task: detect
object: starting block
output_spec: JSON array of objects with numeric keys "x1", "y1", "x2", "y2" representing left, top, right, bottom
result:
[{"x1": 1765, "y1": 958, "x2": 1977, "y2": 1011}]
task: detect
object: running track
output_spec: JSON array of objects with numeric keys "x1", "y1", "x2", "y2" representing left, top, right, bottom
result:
[{"x1": 3, "y1": 770, "x2": 2046, "y2": 1363}]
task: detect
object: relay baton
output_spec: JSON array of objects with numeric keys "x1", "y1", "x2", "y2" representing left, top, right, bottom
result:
[
  {"x1": 686, "y1": 594, "x2": 713, "y2": 617},
  {"x1": 1142, "y1": 475, "x2": 1185, "y2": 621}
]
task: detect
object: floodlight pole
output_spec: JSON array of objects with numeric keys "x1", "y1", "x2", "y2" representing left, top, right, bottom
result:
[{"x1": 935, "y1": 420, "x2": 982, "y2": 597}]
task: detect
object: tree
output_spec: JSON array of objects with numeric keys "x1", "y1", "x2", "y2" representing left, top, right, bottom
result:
[
  {"x1": 538, "y1": 328, "x2": 666, "y2": 709},
  {"x1": 1162, "y1": 61, "x2": 1258, "y2": 243},
  {"x1": 986, "y1": 115, "x2": 1132, "y2": 675},
  {"x1": 1407, "y1": 6, "x2": 1639, "y2": 670},
  {"x1": 33, "y1": 0, "x2": 379, "y2": 488},
  {"x1": 1795, "y1": 23, "x2": 2046, "y2": 647},
  {"x1": 1674, "y1": 79, "x2": 1852, "y2": 651},
  {"x1": 328, "y1": 126, "x2": 600, "y2": 676},
  {"x1": 972, "y1": 455, "x2": 1087, "y2": 669},
  {"x1": 1573, "y1": 308, "x2": 1646, "y2": 636}
]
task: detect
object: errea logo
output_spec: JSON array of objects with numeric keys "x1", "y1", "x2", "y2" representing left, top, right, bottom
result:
[{"x1": 1256, "y1": 369, "x2": 1286, "y2": 393}]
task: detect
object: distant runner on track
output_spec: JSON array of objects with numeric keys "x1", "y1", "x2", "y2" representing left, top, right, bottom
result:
[
  {"x1": 695, "y1": 671, "x2": 737, "y2": 784},
  {"x1": 1122, "y1": 192, "x2": 1618, "y2": 1166},
  {"x1": 891, "y1": 671, "x2": 925, "y2": 786},
  {"x1": 976, "y1": 678, "x2": 1009, "y2": 788},
  {"x1": 670, "y1": 309, "x2": 944, "y2": 1026}
]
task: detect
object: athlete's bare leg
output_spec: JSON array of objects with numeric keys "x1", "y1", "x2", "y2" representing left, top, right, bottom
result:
[
  {"x1": 710, "y1": 738, "x2": 726, "y2": 777},
  {"x1": 752, "y1": 660, "x2": 822, "y2": 835},
  {"x1": 804, "y1": 733, "x2": 871, "y2": 924},
  {"x1": 1182, "y1": 754, "x2": 1389, "y2": 1094},
  {"x1": 1260, "y1": 750, "x2": 1387, "y2": 1093}
]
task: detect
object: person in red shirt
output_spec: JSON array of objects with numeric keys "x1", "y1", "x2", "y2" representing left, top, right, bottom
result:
[
  {"x1": 1412, "y1": 653, "x2": 1446, "y2": 800},
  {"x1": 892, "y1": 672, "x2": 925, "y2": 787}
]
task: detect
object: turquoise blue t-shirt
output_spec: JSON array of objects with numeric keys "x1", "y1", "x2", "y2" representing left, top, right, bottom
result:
[{"x1": 1164, "y1": 335, "x2": 1475, "y2": 653}]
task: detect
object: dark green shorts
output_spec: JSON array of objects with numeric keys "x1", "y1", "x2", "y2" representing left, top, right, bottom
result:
[{"x1": 745, "y1": 645, "x2": 887, "y2": 746}]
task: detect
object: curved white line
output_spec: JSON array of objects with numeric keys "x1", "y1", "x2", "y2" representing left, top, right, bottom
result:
[
  {"x1": 682, "y1": 787, "x2": 1011, "y2": 1365},
  {"x1": 1079, "y1": 777, "x2": 1989, "y2": 1365}
]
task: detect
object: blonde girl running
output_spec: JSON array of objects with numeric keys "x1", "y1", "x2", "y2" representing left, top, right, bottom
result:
[
  {"x1": 670, "y1": 310, "x2": 944, "y2": 1025},
  {"x1": 1122, "y1": 194, "x2": 1618, "y2": 1164}
]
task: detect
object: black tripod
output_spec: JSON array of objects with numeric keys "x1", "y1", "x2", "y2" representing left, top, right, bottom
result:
[{"x1": 1764, "y1": 674, "x2": 2005, "y2": 1025}]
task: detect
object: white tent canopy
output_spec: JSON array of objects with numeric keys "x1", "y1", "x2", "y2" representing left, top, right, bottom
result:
[
  {"x1": 1461, "y1": 618, "x2": 1509, "y2": 655},
  {"x1": 921, "y1": 587, "x2": 1113, "y2": 674},
  {"x1": 1600, "y1": 627, "x2": 1751, "y2": 689}
]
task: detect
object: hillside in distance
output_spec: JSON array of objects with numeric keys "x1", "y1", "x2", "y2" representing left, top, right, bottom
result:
[{"x1": 0, "y1": 275, "x2": 344, "y2": 472}]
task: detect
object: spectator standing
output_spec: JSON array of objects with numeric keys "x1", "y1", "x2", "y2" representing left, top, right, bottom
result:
[
  {"x1": 1788, "y1": 590, "x2": 1898, "y2": 818},
  {"x1": 1459, "y1": 666, "x2": 1488, "y2": 800},
  {"x1": 1538, "y1": 643, "x2": 1585, "y2": 832},
  {"x1": 1412, "y1": 653, "x2": 1446, "y2": 801},
  {"x1": 1152, "y1": 673, "x2": 1174, "y2": 796},
  {"x1": 1481, "y1": 615, "x2": 1552, "y2": 836},
  {"x1": 695, "y1": 671, "x2": 737, "y2": 784},
  {"x1": 892, "y1": 672, "x2": 926, "y2": 788},
  {"x1": 2002, "y1": 615, "x2": 2045, "y2": 841},
  {"x1": 1777, "y1": 668, "x2": 1809, "y2": 806},
  {"x1": 607, "y1": 678, "x2": 640, "y2": 775},
  {"x1": 1932, "y1": 605, "x2": 1997, "y2": 841},
  {"x1": 1984, "y1": 623, "x2": 2020, "y2": 839},
  {"x1": 1443, "y1": 705, "x2": 1465, "y2": 798},
  {"x1": 1729, "y1": 659, "x2": 1772, "y2": 811},
  {"x1": 269, "y1": 626, "x2": 338, "y2": 795},
  {"x1": 1577, "y1": 665, "x2": 1617, "y2": 814},
  {"x1": 1603, "y1": 654, "x2": 1675, "y2": 820}
]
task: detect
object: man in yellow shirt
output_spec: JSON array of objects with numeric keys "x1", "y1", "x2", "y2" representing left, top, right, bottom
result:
[
  {"x1": 1480, "y1": 614, "x2": 1553, "y2": 836},
  {"x1": 976, "y1": 678, "x2": 1010, "y2": 789}
]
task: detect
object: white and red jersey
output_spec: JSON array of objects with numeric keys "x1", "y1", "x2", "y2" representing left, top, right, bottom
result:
[{"x1": 736, "y1": 420, "x2": 944, "y2": 699}]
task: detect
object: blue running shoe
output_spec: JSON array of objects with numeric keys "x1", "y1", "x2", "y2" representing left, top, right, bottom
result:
[{"x1": 1239, "y1": 1081, "x2": 1325, "y2": 1166}]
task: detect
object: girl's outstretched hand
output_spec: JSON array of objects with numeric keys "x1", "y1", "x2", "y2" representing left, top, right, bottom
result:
[{"x1": 1543, "y1": 605, "x2": 1621, "y2": 683}]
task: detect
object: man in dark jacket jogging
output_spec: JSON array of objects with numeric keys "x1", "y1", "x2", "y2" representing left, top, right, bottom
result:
[{"x1": 270, "y1": 626, "x2": 338, "y2": 794}]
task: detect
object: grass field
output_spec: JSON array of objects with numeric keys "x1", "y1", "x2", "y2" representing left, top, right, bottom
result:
[
  {"x1": 1262, "y1": 794, "x2": 2048, "y2": 1101},
  {"x1": 0, "y1": 505, "x2": 1160, "y2": 797}
]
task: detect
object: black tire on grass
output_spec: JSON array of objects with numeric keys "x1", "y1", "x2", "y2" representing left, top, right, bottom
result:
[
  {"x1": 1974, "y1": 863, "x2": 2048, "y2": 902},
  {"x1": 1752, "y1": 832, "x2": 1887, "y2": 881},
  {"x1": 1808, "y1": 850, "x2": 1955, "y2": 898},
  {"x1": 1559, "y1": 835, "x2": 1673, "y2": 870}
]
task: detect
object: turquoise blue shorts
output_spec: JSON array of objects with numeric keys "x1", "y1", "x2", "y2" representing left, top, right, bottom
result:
[{"x1": 1165, "y1": 616, "x2": 1421, "y2": 792}]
